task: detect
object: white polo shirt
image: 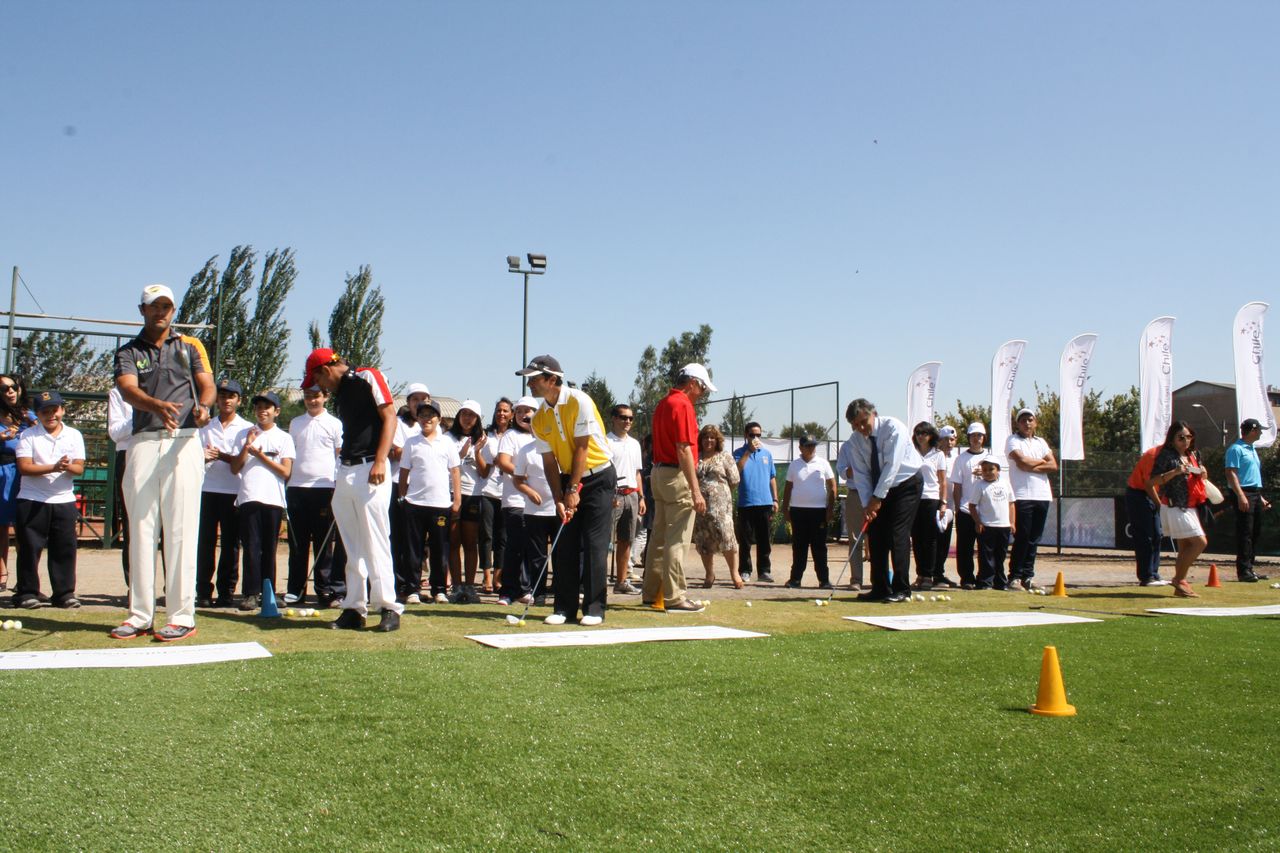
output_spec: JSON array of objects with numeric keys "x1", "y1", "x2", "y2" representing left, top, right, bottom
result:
[
  {"x1": 481, "y1": 429, "x2": 506, "y2": 500},
  {"x1": 972, "y1": 477, "x2": 1013, "y2": 527},
  {"x1": 390, "y1": 418, "x2": 414, "y2": 477},
  {"x1": 606, "y1": 431, "x2": 643, "y2": 490},
  {"x1": 235, "y1": 425, "x2": 295, "y2": 508},
  {"x1": 200, "y1": 414, "x2": 252, "y2": 495},
  {"x1": 455, "y1": 432, "x2": 487, "y2": 497},
  {"x1": 950, "y1": 449, "x2": 988, "y2": 516},
  {"x1": 289, "y1": 410, "x2": 342, "y2": 488},
  {"x1": 919, "y1": 448, "x2": 949, "y2": 501},
  {"x1": 497, "y1": 429, "x2": 534, "y2": 511},
  {"x1": 401, "y1": 430, "x2": 460, "y2": 508},
  {"x1": 16, "y1": 422, "x2": 85, "y2": 504},
  {"x1": 513, "y1": 441, "x2": 557, "y2": 518},
  {"x1": 785, "y1": 456, "x2": 834, "y2": 509},
  {"x1": 1005, "y1": 434, "x2": 1054, "y2": 501}
]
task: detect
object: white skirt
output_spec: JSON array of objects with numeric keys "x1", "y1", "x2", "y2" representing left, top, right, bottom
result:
[{"x1": 1159, "y1": 504, "x2": 1204, "y2": 540}]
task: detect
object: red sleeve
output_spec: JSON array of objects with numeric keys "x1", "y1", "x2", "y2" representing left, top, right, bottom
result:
[{"x1": 355, "y1": 368, "x2": 392, "y2": 406}]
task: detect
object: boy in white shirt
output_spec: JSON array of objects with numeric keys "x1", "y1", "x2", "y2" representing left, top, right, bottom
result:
[
  {"x1": 782, "y1": 435, "x2": 836, "y2": 589},
  {"x1": 197, "y1": 378, "x2": 252, "y2": 608},
  {"x1": 398, "y1": 399, "x2": 460, "y2": 604},
  {"x1": 286, "y1": 385, "x2": 345, "y2": 607},
  {"x1": 513, "y1": 433, "x2": 559, "y2": 603},
  {"x1": 12, "y1": 391, "x2": 86, "y2": 609},
  {"x1": 968, "y1": 457, "x2": 1016, "y2": 591},
  {"x1": 950, "y1": 422, "x2": 989, "y2": 589},
  {"x1": 231, "y1": 392, "x2": 295, "y2": 611}
]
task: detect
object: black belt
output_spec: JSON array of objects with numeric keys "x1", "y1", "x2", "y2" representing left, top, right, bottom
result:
[
  {"x1": 653, "y1": 462, "x2": 678, "y2": 468},
  {"x1": 0, "y1": 454, "x2": 14, "y2": 464},
  {"x1": 340, "y1": 454, "x2": 378, "y2": 466},
  {"x1": 1243, "y1": 486, "x2": 1262, "y2": 494}
]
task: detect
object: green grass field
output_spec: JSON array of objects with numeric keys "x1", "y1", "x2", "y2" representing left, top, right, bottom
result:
[{"x1": 2, "y1": 590, "x2": 1278, "y2": 850}]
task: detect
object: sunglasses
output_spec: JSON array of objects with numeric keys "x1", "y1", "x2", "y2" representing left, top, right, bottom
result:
[{"x1": 614, "y1": 415, "x2": 634, "y2": 421}]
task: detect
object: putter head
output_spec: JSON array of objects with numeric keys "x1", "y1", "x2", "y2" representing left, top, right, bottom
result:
[{"x1": 505, "y1": 614, "x2": 520, "y2": 625}]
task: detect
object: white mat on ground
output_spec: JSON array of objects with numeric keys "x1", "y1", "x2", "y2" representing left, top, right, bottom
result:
[
  {"x1": 844, "y1": 611, "x2": 1101, "y2": 631},
  {"x1": 467, "y1": 625, "x2": 768, "y2": 649},
  {"x1": 1146, "y1": 604, "x2": 1280, "y2": 617},
  {"x1": 0, "y1": 642, "x2": 272, "y2": 670}
]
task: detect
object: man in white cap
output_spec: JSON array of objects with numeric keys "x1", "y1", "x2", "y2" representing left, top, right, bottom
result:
[
  {"x1": 950, "y1": 422, "x2": 988, "y2": 589},
  {"x1": 642, "y1": 363, "x2": 713, "y2": 611},
  {"x1": 110, "y1": 284, "x2": 215, "y2": 641}
]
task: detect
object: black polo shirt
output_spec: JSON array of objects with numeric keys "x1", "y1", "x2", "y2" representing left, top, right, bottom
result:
[
  {"x1": 114, "y1": 333, "x2": 211, "y2": 434},
  {"x1": 335, "y1": 366, "x2": 393, "y2": 461}
]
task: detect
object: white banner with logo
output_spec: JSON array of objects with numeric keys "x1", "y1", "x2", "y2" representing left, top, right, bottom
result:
[
  {"x1": 1233, "y1": 301, "x2": 1276, "y2": 448},
  {"x1": 990, "y1": 340, "x2": 1026, "y2": 463},
  {"x1": 1139, "y1": 316, "x2": 1175, "y2": 451},
  {"x1": 1058, "y1": 333, "x2": 1097, "y2": 461},
  {"x1": 906, "y1": 361, "x2": 941, "y2": 431}
]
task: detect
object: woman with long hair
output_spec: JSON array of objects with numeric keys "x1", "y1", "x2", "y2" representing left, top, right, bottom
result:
[
  {"x1": 495, "y1": 397, "x2": 541, "y2": 605},
  {"x1": 477, "y1": 398, "x2": 512, "y2": 593},
  {"x1": 910, "y1": 421, "x2": 949, "y2": 590},
  {"x1": 1148, "y1": 421, "x2": 1209, "y2": 597},
  {"x1": 447, "y1": 400, "x2": 487, "y2": 603},
  {"x1": 691, "y1": 425, "x2": 742, "y2": 588},
  {"x1": 0, "y1": 375, "x2": 33, "y2": 591}
]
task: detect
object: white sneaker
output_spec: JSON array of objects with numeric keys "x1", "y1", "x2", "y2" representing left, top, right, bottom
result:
[
  {"x1": 580, "y1": 615, "x2": 603, "y2": 626},
  {"x1": 405, "y1": 593, "x2": 421, "y2": 605},
  {"x1": 544, "y1": 613, "x2": 567, "y2": 625},
  {"x1": 283, "y1": 593, "x2": 300, "y2": 605},
  {"x1": 434, "y1": 593, "x2": 449, "y2": 604}
]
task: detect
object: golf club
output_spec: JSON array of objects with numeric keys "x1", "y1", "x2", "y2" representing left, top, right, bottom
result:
[
  {"x1": 827, "y1": 518, "x2": 871, "y2": 602},
  {"x1": 507, "y1": 518, "x2": 568, "y2": 626}
]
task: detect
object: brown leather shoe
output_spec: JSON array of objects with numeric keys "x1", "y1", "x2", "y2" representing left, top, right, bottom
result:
[{"x1": 668, "y1": 599, "x2": 705, "y2": 612}]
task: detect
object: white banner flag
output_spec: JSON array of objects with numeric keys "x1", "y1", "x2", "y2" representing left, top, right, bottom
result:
[
  {"x1": 1058, "y1": 333, "x2": 1098, "y2": 461},
  {"x1": 906, "y1": 361, "x2": 941, "y2": 431},
  {"x1": 1139, "y1": 316, "x2": 1175, "y2": 451},
  {"x1": 990, "y1": 340, "x2": 1026, "y2": 461},
  {"x1": 1233, "y1": 302, "x2": 1276, "y2": 448}
]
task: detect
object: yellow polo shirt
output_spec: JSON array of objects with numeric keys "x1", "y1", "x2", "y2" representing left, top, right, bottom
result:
[{"x1": 531, "y1": 386, "x2": 613, "y2": 475}]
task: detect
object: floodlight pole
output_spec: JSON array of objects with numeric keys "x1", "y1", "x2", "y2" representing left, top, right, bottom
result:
[
  {"x1": 6, "y1": 267, "x2": 17, "y2": 373},
  {"x1": 508, "y1": 255, "x2": 546, "y2": 394}
]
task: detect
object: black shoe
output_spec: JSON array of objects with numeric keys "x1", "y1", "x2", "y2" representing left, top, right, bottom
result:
[
  {"x1": 886, "y1": 592, "x2": 910, "y2": 603},
  {"x1": 238, "y1": 594, "x2": 260, "y2": 612},
  {"x1": 378, "y1": 609, "x2": 401, "y2": 632},
  {"x1": 17, "y1": 596, "x2": 45, "y2": 610},
  {"x1": 960, "y1": 582, "x2": 978, "y2": 590},
  {"x1": 817, "y1": 582, "x2": 834, "y2": 591},
  {"x1": 55, "y1": 596, "x2": 81, "y2": 609},
  {"x1": 933, "y1": 577, "x2": 959, "y2": 588},
  {"x1": 196, "y1": 597, "x2": 215, "y2": 608},
  {"x1": 783, "y1": 580, "x2": 802, "y2": 589},
  {"x1": 1238, "y1": 573, "x2": 1262, "y2": 583},
  {"x1": 214, "y1": 597, "x2": 235, "y2": 609},
  {"x1": 757, "y1": 573, "x2": 774, "y2": 584},
  {"x1": 330, "y1": 609, "x2": 366, "y2": 630},
  {"x1": 855, "y1": 591, "x2": 889, "y2": 602}
]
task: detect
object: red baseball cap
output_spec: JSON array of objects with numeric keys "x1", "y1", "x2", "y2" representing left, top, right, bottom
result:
[{"x1": 303, "y1": 348, "x2": 340, "y2": 389}]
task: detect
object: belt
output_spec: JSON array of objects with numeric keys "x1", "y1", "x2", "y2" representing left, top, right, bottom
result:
[
  {"x1": 0, "y1": 453, "x2": 14, "y2": 464},
  {"x1": 653, "y1": 461, "x2": 678, "y2": 468},
  {"x1": 581, "y1": 461, "x2": 613, "y2": 479},
  {"x1": 340, "y1": 454, "x2": 378, "y2": 466},
  {"x1": 1242, "y1": 486, "x2": 1262, "y2": 494},
  {"x1": 616, "y1": 486, "x2": 640, "y2": 495}
]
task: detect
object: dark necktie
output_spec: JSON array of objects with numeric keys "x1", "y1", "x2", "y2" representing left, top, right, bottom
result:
[{"x1": 869, "y1": 434, "x2": 881, "y2": 486}]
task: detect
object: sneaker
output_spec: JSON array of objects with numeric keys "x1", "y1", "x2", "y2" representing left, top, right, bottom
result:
[
  {"x1": 517, "y1": 593, "x2": 535, "y2": 606},
  {"x1": 378, "y1": 609, "x2": 401, "y2": 632},
  {"x1": 912, "y1": 578, "x2": 933, "y2": 590},
  {"x1": 109, "y1": 623, "x2": 152, "y2": 640},
  {"x1": 1141, "y1": 578, "x2": 1171, "y2": 587},
  {"x1": 434, "y1": 592, "x2": 449, "y2": 605},
  {"x1": 933, "y1": 577, "x2": 959, "y2": 589},
  {"x1": 464, "y1": 586, "x2": 483, "y2": 604},
  {"x1": 195, "y1": 597, "x2": 215, "y2": 608},
  {"x1": 214, "y1": 597, "x2": 236, "y2": 609},
  {"x1": 496, "y1": 596, "x2": 512, "y2": 606},
  {"x1": 544, "y1": 613, "x2": 568, "y2": 625},
  {"x1": 783, "y1": 580, "x2": 802, "y2": 589},
  {"x1": 326, "y1": 597, "x2": 344, "y2": 609},
  {"x1": 756, "y1": 573, "x2": 774, "y2": 584},
  {"x1": 405, "y1": 593, "x2": 422, "y2": 605},
  {"x1": 154, "y1": 624, "x2": 197, "y2": 642},
  {"x1": 17, "y1": 596, "x2": 45, "y2": 610},
  {"x1": 1020, "y1": 579, "x2": 1040, "y2": 592},
  {"x1": 613, "y1": 582, "x2": 640, "y2": 594},
  {"x1": 534, "y1": 595, "x2": 548, "y2": 607},
  {"x1": 817, "y1": 582, "x2": 834, "y2": 591},
  {"x1": 580, "y1": 615, "x2": 603, "y2": 626},
  {"x1": 55, "y1": 596, "x2": 81, "y2": 609},
  {"x1": 283, "y1": 593, "x2": 301, "y2": 605},
  {"x1": 238, "y1": 594, "x2": 260, "y2": 612},
  {"x1": 960, "y1": 582, "x2": 978, "y2": 590},
  {"x1": 330, "y1": 609, "x2": 366, "y2": 630}
]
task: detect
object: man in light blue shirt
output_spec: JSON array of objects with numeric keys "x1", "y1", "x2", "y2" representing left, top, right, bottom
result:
[
  {"x1": 845, "y1": 398, "x2": 923, "y2": 603},
  {"x1": 1225, "y1": 418, "x2": 1271, "y2": 582},
  {"x1": 733, "y1": 421, "x2": 778, "y2": 583}
]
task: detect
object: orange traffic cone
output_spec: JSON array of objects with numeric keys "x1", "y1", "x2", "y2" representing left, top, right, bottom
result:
[
  {"x1": 651, "y1": 590, "x2": 665, "y2": 612},
  {"x1": 1050, "y1": 571, "x2": 1067, "y2": 597},
  {"x1": 1205, "y1": 564, "x2": 1222, "y2": 588},
  {"x1": 1029, "y1": 645, "x2": 1077, "y2": 717}
]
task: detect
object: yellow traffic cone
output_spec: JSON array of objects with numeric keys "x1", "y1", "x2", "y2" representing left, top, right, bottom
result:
[
  {"x1": 1205, "y1": 564, "x2": 1222, "y2": 588},
  {"x1": 651, "y1": 588, "x2": 665, "y2": 612},
  {"x1": 1050, "y1": 571, "x2": 1067, "y2": 597},
  {"x1": 1030, "y1": 645, "x2": 1077, "y2": 717}
]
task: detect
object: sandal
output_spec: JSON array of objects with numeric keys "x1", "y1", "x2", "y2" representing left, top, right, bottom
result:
[
  {"x1": 702, "y1": 578, "x2": 715, "y2": 589},
  {"x1": 1173, "y1": 580, "x2": 1198, "y2": 598},
  {"x1": 732, "y1": 579, "x2": 745, "y2": 589}
]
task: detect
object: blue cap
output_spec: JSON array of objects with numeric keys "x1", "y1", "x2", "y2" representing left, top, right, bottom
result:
[
  {"x1": 252, "y1": 391, "x2": 282, "y2": 408},
  {"x1": 217, "y1": 378, "x2": 244, "y2": 396},
  {"x1": 33, "y1": 390, "x2": 64, "y2": 411}
]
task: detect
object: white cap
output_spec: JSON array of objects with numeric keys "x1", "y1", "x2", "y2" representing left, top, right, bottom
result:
[
  {"x1": 404, "y1": 382, "x2": 430, "y2": 398},
  {"x1": 938, "y1": 425, "x2": 957, "y2": 439},
  {"x1": 1016, "y1": 408, "x2": 1035, "y2": 419},
  {"x1": 459, "y1": 399, "x2": 483, "y2": 417},
  {"x1": 514, "y1": 395, "x2": 538, "y2": 411},
  {"x1": 679, "y1": 362, "x2": 717, "y2": 393},
  {"x1": 140, "y1": 284, "x2": 175, "y2": 306},
  {"x1": 966, "y1": 422, "x2": 987, "y2": 435}
]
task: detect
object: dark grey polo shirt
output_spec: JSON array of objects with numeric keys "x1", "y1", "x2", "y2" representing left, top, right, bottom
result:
[{"x1": 114, "y1": 333, "x2": 212, "y2": 434}]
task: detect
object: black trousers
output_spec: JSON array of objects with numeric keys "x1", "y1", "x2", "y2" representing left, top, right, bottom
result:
[
  {"x1": 285, "y1": 486, "x2": 345, "y2": 602},
  {"x1": 867, "y1": 475, "x2": 923, "y2": 597},
  {"x1": 114, "y1": 449, "x2": 130, "y2": 584},
  {"x1": 498, "y1": 508, "x2": 530, "y2": 599},
  {"x1": 1235, "y1": 490, "x2": 1265, "y2": 576},
  {"x1": 1010, "y1": 499, "x2": 1050, "y2": 581},
  {"x1": 239, "y1": 501, "x2": 282, "y2": 598},
  {"x1": 521, "y1": 514, "x2": 558, "y2": 598},
  {"x1": 977, "y1": 525, "x2": 1011, "y2": 589},
  {"x1": 1124, "y1": 487, "x2": 1163, "y2": 582},
  {"x1": 912, "y1": 498, "x2": 940, "y2": 582},
  {"x1": 788, "y1": 507, "x2": 829, "y2": 584},
  {"x1": 933, "y1": 515, "x2": 954, "y2": 582},
  {"x1": 14, "y1": 499, "x2": 77, "y2": 604},
  {"x1": 404, "y1": 503, "x2": 451, "y2": 597},
  {"x1": 197, "y1": 491, "x2": 239, "y2": 600},
  {"x1": 954, "y1": 511, "x2": 978, "y2": 585},
  {"x1": 390, "y1": 488, "x2": 412, "y2": 596},
  {"x1": 478, "y1": 495, "x2": 505, "y2": 571},
  {"x1": 735, "y1": 504, "x2": 773, "y2": 576},
  {"x1": 553, "y1": 466, "x2": 616, "y2": 619}
]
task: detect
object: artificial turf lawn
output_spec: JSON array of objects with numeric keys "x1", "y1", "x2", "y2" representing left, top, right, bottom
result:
[{"x1": 2, "y1": 599, "x2": 1278, "y2": 850}]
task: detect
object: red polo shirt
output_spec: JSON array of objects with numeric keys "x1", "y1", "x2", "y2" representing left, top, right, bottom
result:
[
  {"x1": 651, "y1": 388, "x2": 699, "y2": 465},
  {"x1": 1127, "y1": 446, "x2": 1160, "y2": 490}
]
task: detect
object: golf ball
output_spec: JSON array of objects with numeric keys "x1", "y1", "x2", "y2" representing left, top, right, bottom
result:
[
  {"x1": 1, "y1": 620, "x2": 11, "y2": 631},
  {"x1": 517, "y1": 620, "x2": 525, "y2": 626},
  {"x1": 814, "y1": 599, "x2": 822, "y2": 606},
  {"x1": 745, "y1": 601, "x2": 753, "y2": 607},
  {"x1": 929, "y1": 595, "x2": 938, "y2": 602},
  {"x1": 285, "y1": 608, "x2": 295, "y2": 617},
  {"x1": 12, "y1": 620, "x2": 21, "y2": 630}
]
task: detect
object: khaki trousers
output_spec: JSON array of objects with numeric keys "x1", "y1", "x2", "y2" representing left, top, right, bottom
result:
[{"x1": 643, "y1": 466, "x2": 695, "y2": 605}]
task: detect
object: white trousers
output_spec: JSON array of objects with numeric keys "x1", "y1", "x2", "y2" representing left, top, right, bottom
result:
[
  {"x1": 333, "y1": 461, "x2": 402, "y2": 616},
  {"x1": 123, "y1": 429, "x2": 204, "y2": 628}
]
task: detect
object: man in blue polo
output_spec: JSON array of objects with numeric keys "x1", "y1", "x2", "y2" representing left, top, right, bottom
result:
[
  {"x1": 1225, "y1": 417, "x2": 1271, "y2": 583},
  {"x1": 733, "y1": 421, "x2": 777, "y2": 584}
]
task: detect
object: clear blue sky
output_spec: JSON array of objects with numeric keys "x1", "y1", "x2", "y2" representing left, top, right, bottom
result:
[{"x1": 4, "y1": 2, "x2": 1277, "y2": 435}]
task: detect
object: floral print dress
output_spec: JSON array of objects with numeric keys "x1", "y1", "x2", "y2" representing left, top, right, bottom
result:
[{"x1": 693, "y1": 450, "x2": 739, "y2": 556}]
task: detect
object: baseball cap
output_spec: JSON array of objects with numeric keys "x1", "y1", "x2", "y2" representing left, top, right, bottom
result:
[
  {"x1": 1016, "y1": 408, "x2": 1036, "y2": 419},
  {"x1": 459, "y1": 399, "x2": 483, "y2": 417},
  {"x1": 217, "y1": 378, "x2": 243, "y2": 396},
  {"x1": 33, "y1": 390, "x2": 64, "y2": 411},
  {"x1": 405, "y1": 382, "x2": 430, "y2": 398},
  {"x1": 515, "y1": 355, "x2": 564, "y2": 377},
  {"x1": 1241, "y1": 418, "x2": 1263, "y2": 432},
  {"x1": 966, "y1": 422, "x2": 987, "y2": 435},
  {"x1": 980, "y1": 454, "x2": 1002, "y2": 470},
  {"x1": 679, "y1": 362, "x2": 717, "y2": 393},
  {"x1": 252, "y1": 391, "x2": 282, "y2": 408},
  {"x1": 938, "y1": 425, "x2": 957, "y2": 439},
  {"x1": 416, "y1": 399, "x2": 442, "y2": 417},
  {"x1": 140, "y1": 284, "x2": 175, "y2": 306},
  {"x1": 302, "y1": 348, "x2": 340, "y2": 389},
  {"x1": 514, "y1": 395, "x2": 538, "y2": 410},
  {"x1": 799, "y1": 434, "x2": 819, "y2": 447}
]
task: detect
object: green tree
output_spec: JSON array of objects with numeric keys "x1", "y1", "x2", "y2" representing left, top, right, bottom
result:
[
  {"x1": 937, "y1": 399, "x2": 991, "y2": 438},
  {"x1": 13, "y1": 330, "x2": 113, "y2": 422},
  {"x1": 581, "y1": 371, "x2": 618, "y2": 419},
  {"x1": 308, "y1": 265, "x2": 385, "y2": 369},
  {"x1": 629, "y1": 324, "x2": 714, "y2": 434},
  {"x1": 1090, "y1": 386, "x2": 1141, "y2": 453},
  {"x1": 720, "y1": 393, "x2": 754, "y2": 437},
  {"x1": 779, "y1": 421, "x2": 829, "y2": 440}
]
